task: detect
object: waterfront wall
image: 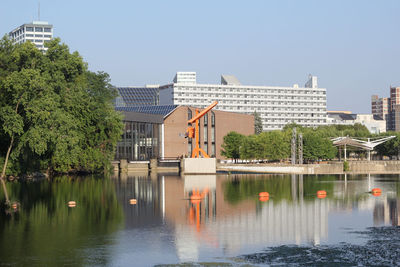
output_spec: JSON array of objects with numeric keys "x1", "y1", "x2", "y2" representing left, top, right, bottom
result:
[
  {"x1": 217, "y1": 161, "x2": 400, "y2": 174},
  {"x1": 112, "y1": 160, "x2": 400, "y2": 174}
]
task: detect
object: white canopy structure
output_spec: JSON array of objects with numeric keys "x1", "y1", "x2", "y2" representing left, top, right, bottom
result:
[{"x1": 331, "y1": 136, "x2": 395, "y2": 161}]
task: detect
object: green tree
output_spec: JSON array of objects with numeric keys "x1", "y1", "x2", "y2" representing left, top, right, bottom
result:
[
  {"x1": 303, "y1": 130, "x2": 337, "y2": 162},
  {"x1": 0, "y1": 37, "x2": 123, "y2": 185},
  {"x1": 240, "y1": 134, "x2": 264, "y2": 160},
  {"x1": 253, "y1": 111, "x2": 263, "y2": 135},
  {"x1": 260, "y1": 130, "x2": 290, "y2": 161},
  {"x1": 221, "y1": 131, "x2": 245, "y2": 162},
  {"x1": 375, "y1": 132, "x2": 400, "y2": 158}
]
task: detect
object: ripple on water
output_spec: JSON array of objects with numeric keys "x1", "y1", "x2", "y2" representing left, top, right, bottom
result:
[{"x1": 240, "y1": 226, "x2": 400, "y2": 267}]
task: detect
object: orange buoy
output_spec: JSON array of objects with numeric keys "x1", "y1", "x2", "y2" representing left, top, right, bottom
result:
[
  {"x1": 317, "y1": 190, "x2": 327, "y2": 199},
  {"x1": 259, "y1": 196, "x2": 269, "y2": 202},
  {"x1": 129, "y1": 199, "x2": 137, "y2": 205},
  {"x1": 11, "y1": 202, "x2": 18, "y2": 210},
  {"x1": 68, "y1": 201, "x2": 76, "y2": 207},
  {"x1": 259, "y1": 192, "x2": 269, "y2": 198},
  {"x1": 371, "y1": 188, "x2": 382, "y2": 197}
]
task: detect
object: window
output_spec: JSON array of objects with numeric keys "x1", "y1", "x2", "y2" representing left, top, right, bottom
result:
[
  {"x1": 44, "y1": 28, "x2": 51, "y2": 32},
  {"x1": 35, "y1": 27, "x2": 43, "y2": 32},
  {"x1": 26, "y1": 34, "x2": 34, "y2": 37},
  {"x1": 35, "y1": 34, "x2": 43, "y2": 38},
  {"x1": 26, "y1": 27, "x2": 33, "y2": 31}
]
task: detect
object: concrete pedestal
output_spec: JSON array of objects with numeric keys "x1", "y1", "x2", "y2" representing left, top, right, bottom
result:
[{"x1": 181, "y1": 158, "x2": 216, "y2": 174}]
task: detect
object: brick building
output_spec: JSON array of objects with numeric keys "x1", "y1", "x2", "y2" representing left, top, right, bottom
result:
[{"x1": 115, "y1": 105, "x2": 254, "y2": 160}]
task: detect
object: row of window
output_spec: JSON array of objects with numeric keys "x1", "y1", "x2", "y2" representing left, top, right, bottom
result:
[
  {"x1": 264, "y1": 119, "x2": 325, "y2": 123},
  {"x1": 25, "y1": 27, "x2": 52, "y2": 32},
  {"x1": 176, "y1": 95, "x2": 326, "y2": 103},
  {"x1": 178, "y1": 99, "x2": 325, "y2": 107},
  {"x1": 175, "y1": 86, "x2": 326, "y2": 95},
  {"x1": 25, "y1": 34, "x2": 52, "y2": 38},
  {"x1": 264, "y1": 122, "x2": 325, "y2": 129},
  {"x1": 178, "y1": 103, "x2": 326, "y2": 112}
]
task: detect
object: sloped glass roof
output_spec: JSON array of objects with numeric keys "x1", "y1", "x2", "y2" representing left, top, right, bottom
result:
[
  {"x1": 115, "y1": 105, "x2": 178, "y2": 116},
  {"x1": 115, "y1": 87, "x2": 159, "y2": 107}
]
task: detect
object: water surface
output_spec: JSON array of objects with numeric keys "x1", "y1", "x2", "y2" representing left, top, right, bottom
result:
[{"x1": 0, "y1": 173, "x2": 399, "y2": 266}]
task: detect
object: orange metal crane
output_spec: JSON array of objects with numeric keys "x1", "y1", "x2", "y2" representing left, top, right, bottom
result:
[{"x1": 186, "y1": 101, "x2": 218, "y2": 158}]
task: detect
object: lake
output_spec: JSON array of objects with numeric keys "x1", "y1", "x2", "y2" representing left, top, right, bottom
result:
[{"x1": 0, "y1": 173, "x2": 399, "y2": 266}]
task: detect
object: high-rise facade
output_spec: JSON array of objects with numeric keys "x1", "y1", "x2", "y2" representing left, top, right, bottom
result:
[
  {"x1": 371, "y1": 86, "x2": 400, "y2": 131},
  {"x1": 390, "y1": 86, "x2": 400, "y2": 131},
  {"x1": 159, "y1": 72, "x2": 327, "y2": 131},
  {"x1": 371, "y1": 95, "x2": 389, "y2": 124},
  {"x1": 8, "y1": 21, "x2": 53, "y2": 51}
]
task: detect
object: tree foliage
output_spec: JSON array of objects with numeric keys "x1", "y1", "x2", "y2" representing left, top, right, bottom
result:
[
  {"x1": 221, "y1": 131, "x2": 245, "y2": 162},
  {"x1": 220, "y1": 124, "x2": 377, "y2": 162},
  {"x1": 0, "y1": 37, "x2": 123, "y2": 176}
]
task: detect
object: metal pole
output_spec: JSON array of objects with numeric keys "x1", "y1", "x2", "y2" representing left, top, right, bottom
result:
[
  {"x1": 344, "y1": 144, "x2": 347, "y2": 161},
  {"x1": 291, "y1": 128, "x2": 297, "y2": 165}
]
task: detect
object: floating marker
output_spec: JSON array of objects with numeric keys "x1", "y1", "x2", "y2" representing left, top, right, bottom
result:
[
  {"x1": 371, "y1": 188, "x2": 382, "y2": 197},
  {"x1": 259, "y1": 196, "x2": 269, "y2": 202},
  {"x1": 68, "y1": 201, "x2": 76, "y2": 207},
  {"x1": 259, "y1": 192, "x2": 269, "y2": 198},
  {"x1": 11, "y1": 203, "x2": 18, "y2": 210},
  {"x1": 317, "y1": 190, "x2": 327, "y2": 199},
  {"x1": 129, "y1": 199, "x2": 137, "y2": 205}
]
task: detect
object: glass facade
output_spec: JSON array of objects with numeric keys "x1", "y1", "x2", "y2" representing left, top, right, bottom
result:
[
  {"x1": 203, "y1": 113, "x2": 208, "y2": 154},
  {"x1": 188, "y1": 109, "x2": 193, "y2": 156},
  {"x1": 211, "y1": 111, "x2": 216, "y2": 157},
  {"x1": 115, "y1": 120, "x2": 161, "y2": 161},
  {"x1": 115, "y1": 87, "x2": 159, "y2": 108}
]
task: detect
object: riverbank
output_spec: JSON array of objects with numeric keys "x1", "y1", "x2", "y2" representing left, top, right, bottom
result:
[
  {"x1": 217, "y1": 160, "x2": 400, "y2": 174},
  {"x1": 111, "y1": 159, "x2": 400, "y2": 175}
]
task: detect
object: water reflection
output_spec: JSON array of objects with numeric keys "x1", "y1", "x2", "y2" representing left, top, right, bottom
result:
[
  {"x1": 0, "y1": 176, "x2": 124, "y2": 266},
  {"x1": 0, "y1": 173, "x2": 399, "y2": 266}
]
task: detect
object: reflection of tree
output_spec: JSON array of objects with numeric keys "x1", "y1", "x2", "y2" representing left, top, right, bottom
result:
[
  {"x1": 223, "y1": 174, "x2": 340, "y2": 204},
  {"x1": 302, "y1": 175, "x2": 335, "y2": 200},
  {"x1": 0, "y1": 176, "x2": 124, "y2": 266},
  {"x1": 224, "y1": 175, "x2": 293, "y2": 204}
]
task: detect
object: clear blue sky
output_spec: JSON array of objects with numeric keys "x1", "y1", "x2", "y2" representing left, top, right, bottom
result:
[{"x1": 1, "y1": 0, "x2": 399, "y2": 113}]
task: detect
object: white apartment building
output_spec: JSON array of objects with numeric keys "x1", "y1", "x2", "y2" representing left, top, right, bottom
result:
[
  {"x1": 9, "y1": 21, "x2": 53, "y2": 51},
  {"x1": 159, "y1": 72, "x2": 327, "y2": 131}
]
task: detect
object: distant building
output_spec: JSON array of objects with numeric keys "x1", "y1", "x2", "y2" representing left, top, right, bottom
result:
[
  {"x1": 355, "y1": 114, "x2": 386, "y2": 134},
  {"x1": 8, "y1": 21, "x2": 53, "y2": 51},
  {"x1": 326, "y1": 111, "x2": 356, "y2": 125},
  {"x1": 159, "y1": 72, "x2": 327, "y2": 131},
  {"x1": 371, "y1": 86, "x2": 400, "y2": 131},
  {"x1": 389, "y1": 87, "x2": 400, "y2": 131},
  {"x1": 327, "y1": 111, "x2": 386, "y2": 134},
  {"x1": 371, "y1": 95, "x2": 389, "y2": 121}
]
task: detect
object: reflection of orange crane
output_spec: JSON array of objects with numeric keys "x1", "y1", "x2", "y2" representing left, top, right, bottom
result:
[
  {"x1": 189, "y1": 187, "x2": 209, "y2": 232},
  {"x1": 186, "y1": 101, "x2": 218, "y2": 158}
]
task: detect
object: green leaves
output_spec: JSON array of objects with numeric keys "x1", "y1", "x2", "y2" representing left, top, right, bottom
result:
[
  {"x1": 0, "y1": 37, "x2": 123, "y2": 176},
  {"x1": 221, "y1": 131, "x2": 245, "y2": 161},
  {"x1": 0, "y1": 106, "x2": 23, "y2": 137}
]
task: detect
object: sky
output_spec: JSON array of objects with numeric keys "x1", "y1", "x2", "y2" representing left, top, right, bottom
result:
[{"x1": 1, "y1": 0, "x2": 399, "y2": 113}]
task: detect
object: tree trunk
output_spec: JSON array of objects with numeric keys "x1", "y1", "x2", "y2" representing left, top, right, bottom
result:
[{"x1": 0, "y1": 135, "x2": 14, "y2": 206}]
